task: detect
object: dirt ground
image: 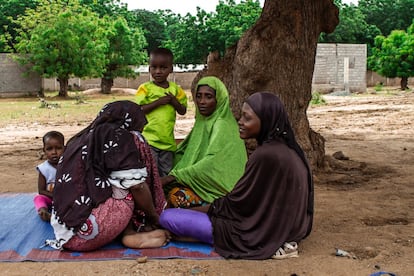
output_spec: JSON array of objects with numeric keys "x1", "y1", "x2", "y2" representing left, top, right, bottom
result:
[{"x1": 0, "y1": 89, "x2": 413, "y2": 275}]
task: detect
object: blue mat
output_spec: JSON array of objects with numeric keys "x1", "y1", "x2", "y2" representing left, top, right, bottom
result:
[{"x1": 0, "y1": 193, "x2": 221, "y2": 262}]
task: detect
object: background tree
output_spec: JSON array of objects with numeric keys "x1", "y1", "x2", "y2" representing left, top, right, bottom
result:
[
  {"x1": 129, "y1": 9, "x2": 167, "y2": 53},
  {"x1": 13, "y1": 0, "x2": 108, "y2": 97},
  {"x1": 369, "y1": 25, "x2": 414, "y2": 89},
  {"x1": 197, "y1": 0, "x2": 339, "y2": 168},
  {"x1": 319, "y1": 3, "x2": 381, "y2": 48},
  {"x1": 319, "y1": 1, "x2": 381, "y2": 63},
  {"x1": 80, "y1": 0, "x2": 128, "y2": 18},
  {"x1": 163, "y1": 11, "x2": 210, "y2": 64},
  {"x1": 206, "y1": 0, "x2": 261, "y2": 56},
  {"x1": 0, "y1": 0, "x2": 38, "y2": 52},
  {"x1": 100, "y1": 17, "x2": 147, "y2": 93},
  {"x1": 162, "y1": 0, "x2": 261, "y2": 64},
  {"x1": 79, "y1": 0, "x2": 148, "y2": 94},
  {"x1": 359, "y1": 0, "x2": 414, "y2": 36}
]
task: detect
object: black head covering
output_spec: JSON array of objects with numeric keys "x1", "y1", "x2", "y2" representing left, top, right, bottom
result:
[
  {"x1": 246, "y1": 92, "x2": 313, "y2": 215},
  {"x1": 246, "y1": 92, "x2": 294, "y2": 145},
  {"x1": 208, "y1": 92, "x2": 314, "y2": 259},
  {"x1": 67, "y1": 100, "x2": 147, "y2": 147},
  {"x1": 90, "y1": 101, "x2": 147, "y2": 132},
  {"x1": 54, "y1": 101, "x2": 148, "y2": 230}
]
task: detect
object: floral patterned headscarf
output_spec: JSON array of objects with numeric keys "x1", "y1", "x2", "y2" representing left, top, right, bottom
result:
[{"x1": 53, "y1": 101, "x2": 149, "y2": 230}]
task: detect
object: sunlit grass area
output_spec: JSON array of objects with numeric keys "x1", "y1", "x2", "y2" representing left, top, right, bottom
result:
[
  {"x1": 0, "y1": 90, "x2": 196, "y2": 128},
  {"x1": 0, "y1": 92, "x2": 136, "y2": 128}
]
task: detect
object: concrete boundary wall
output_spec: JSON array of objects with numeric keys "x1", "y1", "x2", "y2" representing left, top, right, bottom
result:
[
  {"x1": 312, "y1": 43, "x2": 367, "y2": 93},
  {"x1": 0, "y1": 54, "x2": 41, "y2": 97},
  {"x1": 366, "y1": 71, "x2": 414, "y2": 87},
  {"x1": 4, "y1": 44, "x2": 413, "y2": 97},
  {"x1": 42, "y1": 71, "x2": 197, "y2": 92}
]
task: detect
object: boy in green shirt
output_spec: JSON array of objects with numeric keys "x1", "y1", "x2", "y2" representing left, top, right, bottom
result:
[{"x1": 136, "y1": 48, "x2": 187, "y2": 176}]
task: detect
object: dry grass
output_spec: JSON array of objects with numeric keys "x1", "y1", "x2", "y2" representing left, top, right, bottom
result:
[
  {"x1": 0, "y1": 90, "x2": 196, "y2": 128},
  {"x1": 0, "y1": 92, "x2": 136, "y2": 128}
]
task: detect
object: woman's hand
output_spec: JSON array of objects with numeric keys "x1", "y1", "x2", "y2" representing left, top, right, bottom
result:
[{"x1": 160, "y1": 175, "x2": 176, "y2": 186}]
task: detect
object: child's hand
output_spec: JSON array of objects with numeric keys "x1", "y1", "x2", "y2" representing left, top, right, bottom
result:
[
  {"x1": 166, "y1": 92, "x2": 178, "y2": 104},
  {"x1": 157, "y1": 95, "x2": 172, "y2": 105},
  {"x1": 38, "y1": 207, "x2": 51, "y2": 221}
]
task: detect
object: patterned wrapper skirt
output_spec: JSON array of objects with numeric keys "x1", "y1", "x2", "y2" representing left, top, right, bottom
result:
[{"x1": 64, "y1": 196, "x2": 134, "y2": 251}]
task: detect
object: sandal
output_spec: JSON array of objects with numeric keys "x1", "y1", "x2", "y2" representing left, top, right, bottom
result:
[{"x1": 272, "y1": 241, "x2": 299, "y2": 259}]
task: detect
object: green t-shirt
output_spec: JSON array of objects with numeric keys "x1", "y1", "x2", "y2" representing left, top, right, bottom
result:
[{"x1": 135, "y1": 81, "x2": 187, "y2": 151}]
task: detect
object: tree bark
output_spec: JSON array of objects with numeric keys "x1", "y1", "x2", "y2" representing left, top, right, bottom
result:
[
  {"x1": 401, "y1": 77, "x2": 408, "y2": 90},
  {"x1": 194, "y1": 0, "x2": 339, "y2": 169},
  {"x1": 58, "y1": 77, "x2": 69, "y2": 97},
  {"x1": 101, "y1": 77, "x2": 114, "y2": 94}
]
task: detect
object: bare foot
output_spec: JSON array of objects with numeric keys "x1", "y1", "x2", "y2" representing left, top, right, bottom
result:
[
  {"x1": 122, "y1": 229, "x2": 171, "y2": 248},
  {"x1": 38, "y1": 207, "x2": 51, "y2": 222}
]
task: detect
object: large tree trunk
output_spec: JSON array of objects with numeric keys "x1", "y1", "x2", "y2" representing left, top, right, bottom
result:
[
  {"x1": 401, "y1": 77, "x2": 408, "y2": 90},
  {"x1": 195, "y1": 0, "x2": 339, "y2": 169},
  {"x1": 101, "y1": 77, "x2": 114, "y2": 94},
  {"x1": 58, "y1": 77, "x2": 69, "y2": 97}
]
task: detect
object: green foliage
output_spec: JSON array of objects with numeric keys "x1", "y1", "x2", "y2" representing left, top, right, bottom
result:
[
  {"x1": 369, "y1": 23, "x2": 414, "y2": 89},
  {"x1": 207, "y1": 0, "x2": 261, "y2": 55},
  {"x1": 374, "y1": 82, "x2": 384, "y2": 91},
  {"x1": 129, "y1": 9, "x2": 167, "y2": 53},
  {"x1": 162, "y1": 10, "x2": 211, "y2": 64},
  {"x1": 2, "y1": 0, "x2": 414, "y2": 67},
  {"x1": 0, "y1": 0, "x2": 38, "y2": 52},
  {"x1": 13, "y1": 0, "x2": 109, "y2": 95},
  {"x1": 162, "y1": 0, "x2": 261, "y2": 64},
  {"x1": 311, "y1": 92, "x2": 327, "y2": 105},
  {"x1": 102, "y1": 17, "x2": 147, "y2": 80},
  {"x1": 320, "y1": 0, "x2": 414, "y2": 68},
  {"x1": 79, "y1": 0, "x2": 128, "y2": 18},
  {"x1": 369, "y1": 27, "x2": 414, "y2": 78},
  {"x1": 359, "y1": 0, "x2": 414, "y2": 36},
  {"x1": 76, "y1": 1, "x2": 148, "y2": 92},
  {"x1": 320, "y1": 4, "x2": 381, "y2": 47}
]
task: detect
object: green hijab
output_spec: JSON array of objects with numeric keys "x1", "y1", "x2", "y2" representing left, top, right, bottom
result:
[{"x1": 169, "y1": 76, "x2": 247, "y2": 203}]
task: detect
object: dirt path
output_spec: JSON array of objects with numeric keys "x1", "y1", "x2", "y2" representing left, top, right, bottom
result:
[{"x1": 0, "y1": 91, "x2": 413, "y2": 275}]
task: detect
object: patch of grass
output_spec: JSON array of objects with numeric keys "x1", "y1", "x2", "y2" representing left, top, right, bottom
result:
[
  {"x1": 374, "y1": 83, "x2": 383, "y2": 92},
  {"x1": 311, "y1": 91, "x2": 326, "y2": 105},
  {"x1": 39, "y1": 98, "x2": 61, "y2": 109},
  {"x1": 0, "y1": 93, "x2": 136, "y2": 128},
  {"x1": 73, "y1": 91, "x2": 88, "y2": 104},
  {"x1": 0, "y1": 89, "x2": 198, "y2": 128}
]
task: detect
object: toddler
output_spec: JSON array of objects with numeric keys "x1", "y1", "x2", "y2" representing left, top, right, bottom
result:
[{"x1": 33, "y1": 131, "x2": 64, "y2": 221}]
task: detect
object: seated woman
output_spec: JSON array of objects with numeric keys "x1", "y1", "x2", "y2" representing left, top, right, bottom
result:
[
  {"x1": 47, "y1": 101, "x2": 168, "y2": 251},
  {"x1": 162, "y1": 76, "x2": 247, "y2": 207},
  {"x1": 160, "y1": 92, "x2": 314, "y2": 260}
]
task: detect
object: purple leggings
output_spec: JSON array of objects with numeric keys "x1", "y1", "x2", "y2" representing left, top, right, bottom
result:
[{"x1": 160, "y1": 208, "x2": 213, "y2": 244}]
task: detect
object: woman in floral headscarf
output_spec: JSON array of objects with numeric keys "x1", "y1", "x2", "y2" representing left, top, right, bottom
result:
[{"x1": 48, "y1": 101, "x2": 168, "y2": 251}]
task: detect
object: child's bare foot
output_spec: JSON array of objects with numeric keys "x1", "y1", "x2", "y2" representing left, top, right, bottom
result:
[
  {"x1": 122, "y1": 229, "x2": 171, "y2": 248},
  {"x1": 38, "y1": 207, "x2": 51, "y2": 221}
]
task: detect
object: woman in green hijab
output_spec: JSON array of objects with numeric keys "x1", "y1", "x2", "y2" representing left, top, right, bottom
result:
[{"x1": 162, "y1": 76, "x2": 247, "y2": 207}]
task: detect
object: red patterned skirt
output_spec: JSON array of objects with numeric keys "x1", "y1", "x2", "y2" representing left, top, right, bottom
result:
[{"x1": 64, "y1": 196, "x2": 134, "y2": 251}]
